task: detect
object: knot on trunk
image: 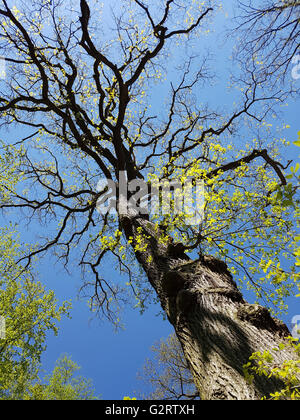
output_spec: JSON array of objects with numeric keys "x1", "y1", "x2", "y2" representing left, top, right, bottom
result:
[
  {"x1": 161, "y1": 271, "x2": 186, "y2": 297},
  {"x1": 200, "y1": 255, "x2": 231, "y2": 276},
  {"x1": 237, "y1": 304, "x2": 270, "y2": 327},
  {"x1": 237, "y1": 304, "x2": 290, "y2": 337}
]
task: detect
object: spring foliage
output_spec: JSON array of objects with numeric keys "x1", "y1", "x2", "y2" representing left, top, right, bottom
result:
[
  {"x1": 244, "y1": 337, "x2": 300, "y2": 400},
  {"x1": 0, "y1": 225, "x2": 71, "y2": 399}
]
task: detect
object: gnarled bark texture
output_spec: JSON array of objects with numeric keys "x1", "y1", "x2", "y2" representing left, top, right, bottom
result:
[{"x1": 122, "y1": 212, "x2": 297, "y2": 400}]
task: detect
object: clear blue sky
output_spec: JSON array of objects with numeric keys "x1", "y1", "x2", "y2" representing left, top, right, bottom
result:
[{"x1": 0, "y1": 0, "x2": 299, "y2": 400}]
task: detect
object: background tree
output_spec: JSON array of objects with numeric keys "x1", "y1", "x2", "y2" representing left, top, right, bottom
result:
[
  {"x1": 0, "y1": 0, "x2": 299, "y2": 399},
  {"x1": 0, "y1": 224, "x2": 71, "y2": 399},
  {"x1": 23, "y1": 354, "x2": 99, "y2": 400},
  {"x1": 137, "y1": 333, "x2": 199, "y2": 400}
]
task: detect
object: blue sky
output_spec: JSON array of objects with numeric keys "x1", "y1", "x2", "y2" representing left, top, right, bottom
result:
[
  {"x1": 39, "y1": 258, "x2": 174, "y2": 399},
  {"x1": 0, "y1": 0, "x2": 299, "y2": 400}
]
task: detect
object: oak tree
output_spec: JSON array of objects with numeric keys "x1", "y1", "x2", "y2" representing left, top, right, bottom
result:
[{"x1": 0, "y1": 0, "x2": 299, "y2": 399}]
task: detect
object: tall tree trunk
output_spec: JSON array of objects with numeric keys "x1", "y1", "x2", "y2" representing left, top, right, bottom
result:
[{"x1": 121, "y1": 213, "x2": 297, "y2": 400}]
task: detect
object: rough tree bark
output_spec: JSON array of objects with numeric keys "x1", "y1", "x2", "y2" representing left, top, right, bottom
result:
[{"x1": 121, "y1": 211, "x2": 297, "y2": 400}]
